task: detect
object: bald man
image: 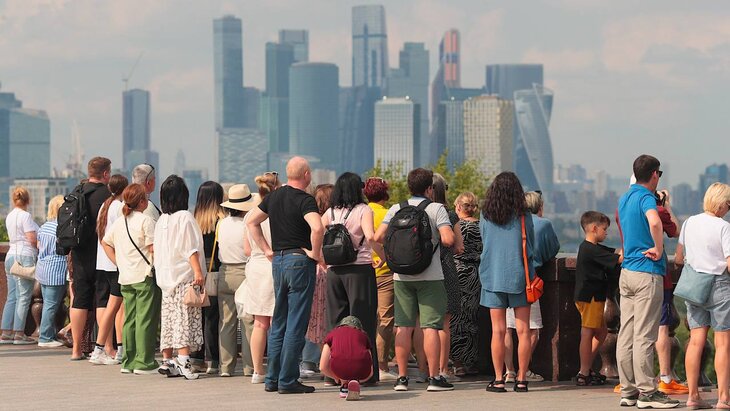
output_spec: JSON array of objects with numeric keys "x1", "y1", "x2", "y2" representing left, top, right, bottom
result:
[{"x1": 247, "y1": 156, "x2": 324, "y2": 394}]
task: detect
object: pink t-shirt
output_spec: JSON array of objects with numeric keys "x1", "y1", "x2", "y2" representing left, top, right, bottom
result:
[{"x1": 322, "y1": 203, "x2": 373, "y2": 266}]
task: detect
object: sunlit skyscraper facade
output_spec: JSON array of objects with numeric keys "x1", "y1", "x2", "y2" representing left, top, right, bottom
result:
[{"x1": 352, "y1": 5, "x2": 388, "y2": 88}]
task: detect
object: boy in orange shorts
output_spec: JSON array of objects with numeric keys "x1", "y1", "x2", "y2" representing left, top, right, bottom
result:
[{"x1": 575, "y1": 211, "x2": 623, "y2": 386}]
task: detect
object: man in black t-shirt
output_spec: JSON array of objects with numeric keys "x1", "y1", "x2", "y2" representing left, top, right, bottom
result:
[
  {"x1": 69, "y1": 156, "x2": 112, "y2": 360},
  {"x1": 247, "y1": 156, "x2": 324, "y2": 394}
]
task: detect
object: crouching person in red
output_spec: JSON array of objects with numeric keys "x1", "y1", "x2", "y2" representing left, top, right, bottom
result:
[{"x1": 320, "y1": 316, "x2": 374, "y2": 401}]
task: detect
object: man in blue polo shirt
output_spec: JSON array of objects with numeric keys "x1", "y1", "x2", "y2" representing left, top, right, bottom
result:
[{"x1": 616, "y1": 155, "x2": 679, "y2": 409}]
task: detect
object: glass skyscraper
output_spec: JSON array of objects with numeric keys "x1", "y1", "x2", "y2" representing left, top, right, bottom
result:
[
  {"x1": 486, "y1": 64, "x2": 553, "y2": 192},
  {"x1": 431, "y1": 29, "x2": 461, "y2": 124},
  {"x1": 278, "y1": 29, "x2": 309, "y2": 63},
  {"x1": 0, "y1": 91, "x2": 50, "y2": 178},
  {"x1": 122, "y1": 88, "x2": 158, "y2": 174},
  {"x1": 339, "y1": 86, "x2": 381, "y2": 175},
  {"x1": 213, "y1": 15, "x2": 246, "y2": 129},
  {"x1": 352, "y1": 5, "x2": 388, "y2": 88},
  {"x1": 385, "y1": 42, "x2": 429, "y2": 166},
  {"x1": 289, "y1": 62, "x2": 340, "y2": 171},
  {"x1": 261, "y1": 42, "x2": 294, "y2": 153},
  {"x1": 374, "y1": 97, "x2": 420, "y2": 174},
  {"x1": 514, "y1": 85, "x2": 554, "y2": 193}
]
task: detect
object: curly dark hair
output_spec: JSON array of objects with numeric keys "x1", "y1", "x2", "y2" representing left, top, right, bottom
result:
[
  {"x1": 331, "y1": 172, "x2": 366, "y2": 209},
  {"x1": 481, "y1": 172, "x2": 527, "y2": 225}
]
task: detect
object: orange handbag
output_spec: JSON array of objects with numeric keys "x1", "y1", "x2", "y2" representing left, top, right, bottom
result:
[{"x1": 522, "y1": 215, "x2": 544, "y2": 303}]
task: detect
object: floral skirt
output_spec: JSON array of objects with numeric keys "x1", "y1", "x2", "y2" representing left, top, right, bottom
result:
[
  {"x1": 161, "y1": 281, "x2": 204, "y2": 352},
  {"x1": 306, "y1": 266, "x2": 328, "y2": 344}
]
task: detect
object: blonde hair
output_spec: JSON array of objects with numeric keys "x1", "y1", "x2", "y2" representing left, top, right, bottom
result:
[
  {"x1": 454, "y1": 192, "x2": 478, "y2": 217},
  {"x1": 255, "y1": 173, "x2": 278, "y2": 198},
  {"x1": 47, "y1": 195, "x2": 64, "y2": 220},
  {"x1": 12, "y1": 186, "x2": 30, "y2": 207},
  {"x1": 525, "y1": 192, "x2": 543, "y2": 215},
  {"x1": 703, "y1": 182, "x2": 730, "y2": 215}
]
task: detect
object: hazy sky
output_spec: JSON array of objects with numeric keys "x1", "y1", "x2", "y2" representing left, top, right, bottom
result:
[{"x1": 1, "y1": 0, "x2": 729, "y2": 188}]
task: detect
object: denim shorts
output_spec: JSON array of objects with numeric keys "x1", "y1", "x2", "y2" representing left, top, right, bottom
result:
[
  {"x1": 686, "y1": 274, "x2": 730, "y2": 331},
  {"x1": 480, "y1": 289, "x2": 528, "y2": 309}
]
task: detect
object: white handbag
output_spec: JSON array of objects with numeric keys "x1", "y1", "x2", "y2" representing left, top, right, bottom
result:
[{"x1": 205, "y1": 222, "x2": 220, "y2": 297}]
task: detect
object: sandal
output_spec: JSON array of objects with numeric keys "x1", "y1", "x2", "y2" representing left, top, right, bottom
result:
[
  {"x1": 716, "y1": 400, "x2": 730, "y2": 410},
  {"x1": 504, "y1": 370, "x2": 517, "y2": 383},
  {"x1": 514, "y1": 380, "x2": 529, "y2": 392},
  {"x1": 486, "y1": 380, "x2": 507, "y2": 393},
  {"x1": 454, "y1": 366, "x2": 467, "y2": 377},
  {"x1": 575, "y1": 372, "x2": 591, "y2": 386},
  {"x1": 589, "y1": 369, "x2": 607, "y2": 385},
  {"x1": 686, "y1": 398, "x2": 712, "y2": 410}
]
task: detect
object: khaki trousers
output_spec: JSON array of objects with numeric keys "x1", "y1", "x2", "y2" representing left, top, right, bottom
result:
[
  {"x1": 376, "y1": 272, "x2": 395, "y2": 368},
  {"x1": 218, "y1": 263, "x2": 254, "y2": 375},
  {"x1": 617, "y1": 268, "x2": 663, "y2": 395}
]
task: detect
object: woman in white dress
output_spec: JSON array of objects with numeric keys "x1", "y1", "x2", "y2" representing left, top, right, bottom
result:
[{"x1": 241, "y1": 172, "x2": 278, "y2": 383}]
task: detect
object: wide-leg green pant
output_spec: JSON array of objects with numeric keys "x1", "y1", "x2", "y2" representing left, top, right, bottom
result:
[{"x1": 121, "y1": 276, "x2": 161, "y2": 371}]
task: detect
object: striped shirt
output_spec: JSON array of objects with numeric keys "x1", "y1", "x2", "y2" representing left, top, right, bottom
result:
[{"x1": 36, "y1": 220, "x2": 68, "y2": 286}]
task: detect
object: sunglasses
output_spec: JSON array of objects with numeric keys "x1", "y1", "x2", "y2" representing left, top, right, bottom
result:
[
  {"x1": 143, "y1": 163, "x2": 155, "y2": 183},
  {"x1": 655, "y1": 170, "x2": 663, "y2": 178}
]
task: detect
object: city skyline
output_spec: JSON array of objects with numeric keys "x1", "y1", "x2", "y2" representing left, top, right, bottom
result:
[{"x1": 1, "y1": 1, "x2": 729, "y2": 186}]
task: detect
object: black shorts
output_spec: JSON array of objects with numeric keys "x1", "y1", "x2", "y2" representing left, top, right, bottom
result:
[
  {"x1": 71, "y1": 251, "x2": 97, "y2": 310},
  {"x1": 95, "y1": 270, "x2": 122, "y2": 307}
]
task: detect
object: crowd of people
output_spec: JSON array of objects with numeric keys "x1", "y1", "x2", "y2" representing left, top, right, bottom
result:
[{"x1": 2, "y1": 154, "x2": 729, "y2": 407}]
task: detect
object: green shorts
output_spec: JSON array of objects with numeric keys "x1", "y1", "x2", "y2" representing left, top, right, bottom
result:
[{"x1": 394, "y1": 280, "x2": 447, "y2": 329}]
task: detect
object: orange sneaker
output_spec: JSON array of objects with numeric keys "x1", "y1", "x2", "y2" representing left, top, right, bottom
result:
[{"x1": 658, "y1": 379, "x2": 689, "y2": 395}]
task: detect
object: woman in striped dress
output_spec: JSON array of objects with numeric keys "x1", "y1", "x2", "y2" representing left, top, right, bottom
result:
[{"x1": 35, "y1": 195, "x2": 69, "y2": 347}]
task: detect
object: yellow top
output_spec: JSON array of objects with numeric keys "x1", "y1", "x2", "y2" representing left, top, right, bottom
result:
[{"x1": 369, "y1": 202, "x2": 391, "y2": 276}]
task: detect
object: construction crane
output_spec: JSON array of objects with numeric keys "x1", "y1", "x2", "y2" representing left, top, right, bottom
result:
[{"x1": 122, "y1": 51, "x2": 144, "y2": 91}]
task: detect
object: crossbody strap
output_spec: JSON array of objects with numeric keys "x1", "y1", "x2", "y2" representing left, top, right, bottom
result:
[
  {"x1": 333, "y1": 207, "x2": 365, "y2": 248},
  {"x1": 125, "y1": 216, "x2": 151, "y2": 266},
  {"x1": 521, "y1": 215, "x2": 530, "y2": 283},
  {"x1": 209, "y1": 220, "x2": 220, "y2": 273}
]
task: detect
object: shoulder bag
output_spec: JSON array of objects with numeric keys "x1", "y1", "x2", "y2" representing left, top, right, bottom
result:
[
  {"x1": 522, "y1": 215, "x2": 544, "y2": 303},
  {"x1": 673, "y1": 218, "x2": 715, "y2": 305},
  {"x1": 205, "y1": 221, "x2": 220, "y2": 297},
  {"x1": 9, "y1": 213, "x2": 36, "y2": 281}
]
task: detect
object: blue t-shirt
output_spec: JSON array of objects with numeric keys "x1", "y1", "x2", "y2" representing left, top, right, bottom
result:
[
  {"x1": 478, "y1": 214, "x2": 535, "y2": 299},
  {"x1": 618, "y1": 184, "x2": 665, "y2": 275}
]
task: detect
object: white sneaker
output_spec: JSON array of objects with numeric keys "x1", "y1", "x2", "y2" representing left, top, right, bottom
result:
[
  {"x1": 440, "y1": 371, "x2": 461, "y2": 382},
  {"x1": 120, "y1": 368, "x2": 132, "y2": 374},
  {"x1": 251, "y1": 373, "x2": 265, "y2": 384},
  {"x1": 115, "y1": 349, "x2": 123, "y2": 362},
  {"x1": 379, "y1": 369, "x2": 399, "y2": 382},
  {"x1": 175, "y1": 358, "x2": 200, "y2": 380},
  {"x1": 299, "y1": 365, "x2": 317, "y2": 379},
  {"x1": 220, "y1": 372, "x2": 231, "y2": 377},
  {"x1": 134, "y1": 368, "x2": 160, "y2": 375},
  {"x1": 38, "y1": 340, "x2": 64, "y2": 348},
  {"x1": 158, "y1": 359, "x2": 180, "y2": 378},
  {"x1": 525, "y1": 370, "x2": 544, "y2": 382},
  {"x1": 89, "y1": 348, "x2": 102, "y2": 363},
  {"x1": 90, "y1": 351, "x2": 120, "y2": 365}
]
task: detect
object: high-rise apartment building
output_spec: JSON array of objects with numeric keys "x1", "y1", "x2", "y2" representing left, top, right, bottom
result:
[
  {"x1": 434, "y1": 89, "x2": 482, "y2": 171},
  {"x1": 289, "y1": 62, "x2": 340, "y2": 172},
  {"x1": 386, "y1": 42, "x2": 429, "y2": 166},
  {"x1": 486, "y1": 64, "x2": 552, "y2": 192},
  {"x1": 9, "y1": 178, "x2": 68, "y2": 221},
  {"x1": 0, "y1": 90, "x2": 50, "y2": 179},
  {"x1": 373, "y1": 97, "x2": 420, "y2": 174},
  {"x1": 463, "y1": 96, "x2": 513, "y2": 178},
  {"x1": 278, "y1": 30, "x2": 309, "y2": 63},
  {"x1": 513, "y1": 85, "x2": 554, "y2": 193},
  {"x1": 352, "y1": 5, "x2": 388, "y2": 88},
  {"x1": 213, "y1": 15, "x2": 246, "y2": 129},
  {"x1": 339, "y1": 86, "x2": 381, "y2": 175},
  {"x1": 217, "y1": 128, "x2": 267, "y2": 186}
]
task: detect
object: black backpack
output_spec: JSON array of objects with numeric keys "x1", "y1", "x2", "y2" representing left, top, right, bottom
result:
[
  {"x1": 56, "y1": 184, "x2": 98, "y2": 255},
  {"x1": 322, "y1": 207, "x2": 364, "y2": 266},
  {"x1": 384, "y1": 200, "x2": 436, "y2": 275}
]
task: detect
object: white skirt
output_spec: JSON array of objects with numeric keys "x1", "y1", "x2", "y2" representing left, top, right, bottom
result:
[{"x1": 242, "y1": 255, "x2": 275, "y2": 316}]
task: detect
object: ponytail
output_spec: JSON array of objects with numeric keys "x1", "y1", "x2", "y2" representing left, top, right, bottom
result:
[
  {"x1": 97, "y1": 174, "x2": 129, "y2": 238},
  {"x1": 121, "y1": 184, "x2": 147, "y2": 218}
]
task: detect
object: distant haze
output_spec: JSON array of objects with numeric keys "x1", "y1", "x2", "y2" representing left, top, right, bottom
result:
[{"x1": 1, "y1": 0, "x2": 728, "y2": 188}]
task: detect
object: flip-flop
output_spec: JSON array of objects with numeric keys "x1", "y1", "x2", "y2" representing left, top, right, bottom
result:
[
  {"x1": 716, "y1": 400, "x2": 730, "y2": 410},
  {"x1": 686, "y1": 399, "x2": 712, "y2": 410},
  {"x1": 69, "y1": 354, "x2": 88, "y2": 361}
]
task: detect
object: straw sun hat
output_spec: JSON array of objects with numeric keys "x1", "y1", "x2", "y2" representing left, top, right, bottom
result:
[{"x1": 220, "y1": 184, "x2": 261, "y2": 212}]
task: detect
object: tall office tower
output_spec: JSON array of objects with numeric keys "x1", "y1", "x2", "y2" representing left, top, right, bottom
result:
[
  {"x1": 352, "y1": 5, "x2": 388, "y2": 88},
  {"x1": 278, "y1": 29, "x2": 309, "y2": 63},
  {"x1": 373, "y1": 97, "x2": 420, "y2": 174},
  {"x1": 289, "y1": 63, "x2": 340, "y2": 171},
  {"x1": 213, "y1": 15, "x2": 246, "y2": 129},
  {"x1": 339, "y1": 86, "x2": 382, "y2": 175},
  {"x1": 486, "y1": 64, "x2": 552, "y2": 192},
  {"x1": 699, "y1": 163, "x2": 729, "y2": 193},
  {"x1": 431, "y1": 29, "x2": 460, "y2": 123},
  {"x1": 183, "y1": 168, "x2": 209, "y2": 208},
  {"x1": 242, "y1": 86, "x2": 260, "y2": 128},
  {"x1": 261, "y1": 42, "x2": 295, "y2": 152},
  {"x1": 385, "y1": 42, "x2": 429, "y2": 166},
  {"x1": 513, "y1": 85, "x2": 554, "y2": 193},
  {"x1": 0, "y1": 90, "x2": 50, "y2": 178},
  {"x1": 217, "y1": 128, "x2": 267, "y2": 185},
  {"x1": 463, "y1": 96, "x2": 513, "y2": 178},
  {"x1": 122, "y1": 88, "x2": 159, "y2": 176},
  {"x1": 434, "y1": 88, "x2": 482, "y2": 171}
]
